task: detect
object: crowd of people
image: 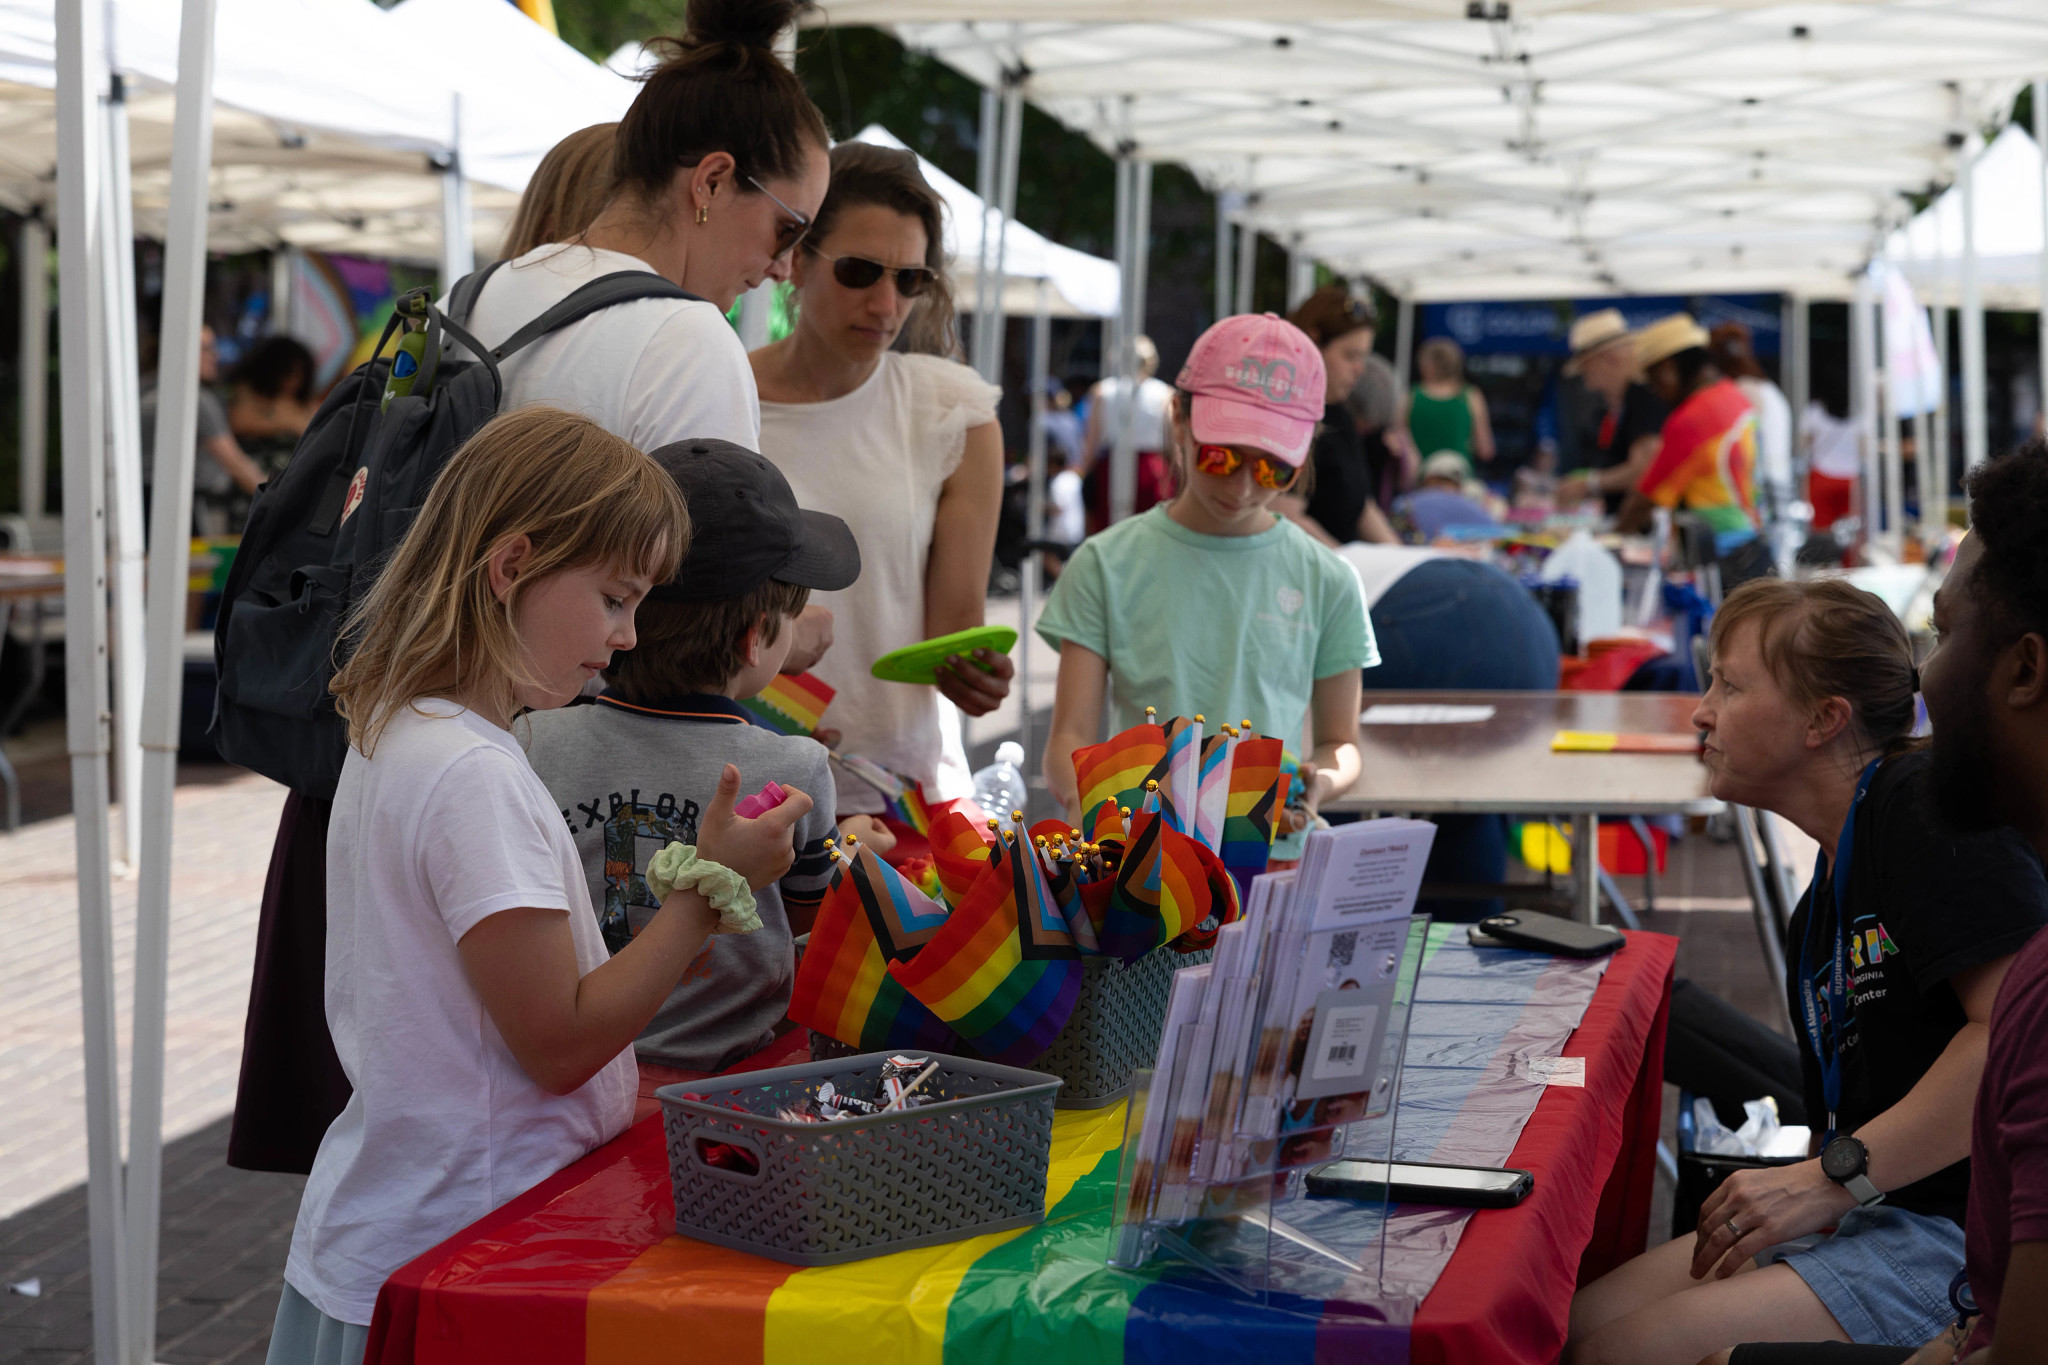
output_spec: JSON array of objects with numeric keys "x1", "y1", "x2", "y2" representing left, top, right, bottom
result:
[{"x1": 143, "y1": 2, "x2": 2048, "y2": 1363}]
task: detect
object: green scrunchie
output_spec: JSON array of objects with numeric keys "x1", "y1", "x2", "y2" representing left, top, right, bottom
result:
[{"x1": 646, "y1": 843, "x2": 761, "y2": 935}]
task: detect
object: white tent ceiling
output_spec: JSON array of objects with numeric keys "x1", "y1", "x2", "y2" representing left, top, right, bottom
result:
[
  {"x1": 0, "y1": 0, "x2": 633, "y2": 263},
  {"x1": 813, "y1": 0, "x2": 2043, "y2": 301},
  {"x1": 1885, "y1": 123, "x2": 2045, "y2": 310}
]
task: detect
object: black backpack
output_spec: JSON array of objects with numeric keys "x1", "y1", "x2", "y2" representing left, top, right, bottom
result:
[{"x1": 211, "y1": 261, "x2": 701, "y2": 798}]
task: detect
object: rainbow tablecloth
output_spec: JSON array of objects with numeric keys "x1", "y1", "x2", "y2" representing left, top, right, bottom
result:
[{"x1": 367, "y1": 931, "x2": 1675, "y2": 1365}]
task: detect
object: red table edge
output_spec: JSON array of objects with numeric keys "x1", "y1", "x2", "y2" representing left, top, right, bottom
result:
[
  {"x1": 368, "y1": 935, "x2": 1679, "y2": 1365},
  {"x1": 1408, "y1": 929, "x2": 1677, "y2": 1365}
]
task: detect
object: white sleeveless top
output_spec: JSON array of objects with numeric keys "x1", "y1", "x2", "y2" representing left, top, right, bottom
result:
[{"x1": 758, "y1": 352, "x2": 1000, "y2": 813}]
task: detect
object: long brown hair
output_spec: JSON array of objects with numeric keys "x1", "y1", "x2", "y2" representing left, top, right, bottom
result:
[
  {"x1": 501, "y1": 123, "x2": 618, "y2": 260},
  {"x1": 612, "y1": 0, "x2": 828, "y2": 208},
  {"x1": 1709, "y1": 578, "x2": 1921, "y2": 758},
  {"x1": 1287, "y1": 285, "x2": 1374, "y2": 348},
  {"x1": 330, "y1": 407, "x2": 687, "y2": 755},
  {"x1": 801, "y1": 140, "x2": 959, "y2": 357}
]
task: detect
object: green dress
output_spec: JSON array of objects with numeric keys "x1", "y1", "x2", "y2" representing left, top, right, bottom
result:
[{"x1": 1408, "y1": 385, "x2": 1475, "y2": 459}]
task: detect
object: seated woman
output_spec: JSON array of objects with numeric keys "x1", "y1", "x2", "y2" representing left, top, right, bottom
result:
[{"x1": 1568, "y1": 578, "x2": 2048, "y2": 1364}]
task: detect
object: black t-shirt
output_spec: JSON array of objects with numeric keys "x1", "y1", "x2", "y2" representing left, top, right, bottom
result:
[
  {"x1": 1783, "y1": 750, "x2": 2048, "y2": 1225},
  {"x1": 1305, "y1": 403, "x2": 1395, "y2": 544},
  {"x1": 1595, "y1": 384, "x2": 1669, "y2": 515}
]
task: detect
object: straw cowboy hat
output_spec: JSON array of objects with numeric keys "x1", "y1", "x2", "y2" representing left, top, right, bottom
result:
[
  {"x1": 1631, "y1": 313, "x2": 1712, "y2": 371},
  {"x1": 1562, "y1": 308, "x2": 1633, "y2": 375}
]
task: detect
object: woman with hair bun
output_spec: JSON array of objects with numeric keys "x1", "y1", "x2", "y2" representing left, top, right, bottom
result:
[
  {"x1": 750, "y1": 140, "x2": 1011, "y2": 859},
  {"x1": 226, "y1": 0, "x2": 835, "y2": 1182},
  {"x1": 1569, "y1": 579, "x2": 2048, "y2": 1364}
]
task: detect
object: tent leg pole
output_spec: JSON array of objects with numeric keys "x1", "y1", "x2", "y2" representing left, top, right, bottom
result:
[
  {"x1": 1395, "y1": 295, "x2": 1415, "y2": 388},
  {"x1": 127, "y1": 2, "x2": 219, "y2": 1358},
  {"x1": 438, "y1": 94, "x2": 471, "y2": 294},
  {"x1": 1213, "y1": 193, "x2": 1235, "y2": 324},
  {"x1": 1021, "y1": 279, "x2": 1052, "y2": 780},
  {"x1": 101, "y1": 79, "x2": 146, "y2": 875},
  {"x1": 1108, "y1": 143, "x2": 1136, "y2": 525},
  {"x1": 1852, "y1": 272, "x2": 1879, "y2": 540},
  {"x1": 1233, "y1": 211, "x2": 1255, "y2": 315},
  {"x1": 19, "y1": 214, "x2": 47, "y2": 521},
  {"x1": 1961, "y1": 134, "x2": 1987, "y2": 474},
  {"x1": 57, "y1": 3, "x2": 128, "y2": 1359},
  {"x1": 984, "y1": 80, "x2": 1023, "y2": 387}
]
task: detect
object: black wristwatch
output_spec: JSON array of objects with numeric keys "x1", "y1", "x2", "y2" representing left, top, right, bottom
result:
[{"x1": 1820, "y1": 1135, "x2": 1884, "y2": 1208}]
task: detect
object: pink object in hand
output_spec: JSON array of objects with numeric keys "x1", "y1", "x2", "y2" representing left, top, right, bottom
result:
[{"x1": 734, "y1": 781, "x2": 787, "y2": 820}]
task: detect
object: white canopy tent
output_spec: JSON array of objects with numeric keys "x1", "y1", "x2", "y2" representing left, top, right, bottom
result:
[
  {"x1": 811, "y1": 1, "x2": 2042, "y2": 303},
  {"x1": 849, "y1": 122, "x2": 1120, "y2": 319},
  {"x1": 1886, "y1": 124, "x2": 2045, "y2": 309}
]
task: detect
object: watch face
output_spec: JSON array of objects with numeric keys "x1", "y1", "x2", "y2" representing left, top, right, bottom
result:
[{"x1": 1822, "y1": 1137, "x2": 1863, "y2": 1180}]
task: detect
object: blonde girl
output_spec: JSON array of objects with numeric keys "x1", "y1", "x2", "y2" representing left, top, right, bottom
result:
[
  {"x1": 268, "y1": 407, "x2": 810, "y2": 1364},
  {"x1": 1039, "y1": 313, "x2": 1377, "y2": 826}
]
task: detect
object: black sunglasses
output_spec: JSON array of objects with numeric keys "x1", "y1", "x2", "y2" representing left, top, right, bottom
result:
[
  {"x1": 806, "y1": 246, "x2": 935, "y2": 298},
  {"x1": 744, "y1": 174, "x2": 811, "y2": 259}
]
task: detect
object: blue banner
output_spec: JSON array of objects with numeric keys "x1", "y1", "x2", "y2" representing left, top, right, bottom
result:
[{"x1": 1422, "y1": 294, "x2": 1783, "y2": 356}]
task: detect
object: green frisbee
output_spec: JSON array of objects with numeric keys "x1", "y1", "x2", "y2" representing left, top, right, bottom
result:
[{"x1": 871, "y1": 625, "x2": 1019, "y2": 684}]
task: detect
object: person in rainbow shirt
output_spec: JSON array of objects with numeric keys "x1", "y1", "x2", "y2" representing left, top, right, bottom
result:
[{"x1": 1613, "y1": 312, "x2": 1773, "y2": 587}]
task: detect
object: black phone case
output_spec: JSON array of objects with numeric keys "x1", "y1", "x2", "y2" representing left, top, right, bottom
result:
[
  {"x1": 1305, "y1": 1160, "x2": 1535, "y2": 1209},
  {"x1": 1477, "y1": 912, "x2": 1625, "y2": 959}
]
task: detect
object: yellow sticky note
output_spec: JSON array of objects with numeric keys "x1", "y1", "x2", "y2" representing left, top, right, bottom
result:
[{"x1": 1552, "y1": 730, "x2": 1619, "y2": 752}]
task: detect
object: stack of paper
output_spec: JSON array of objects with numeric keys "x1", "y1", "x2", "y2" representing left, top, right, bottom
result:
[{"x1": 1122, "y1": 819, "x2": 1436, "y2": 1232}]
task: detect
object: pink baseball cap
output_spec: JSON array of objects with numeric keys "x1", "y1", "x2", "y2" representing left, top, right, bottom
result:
[{"x1": 1175, "y1": 313, "x2": 1327, "y2": 466}]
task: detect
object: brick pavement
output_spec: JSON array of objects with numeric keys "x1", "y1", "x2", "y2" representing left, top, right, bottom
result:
[
  {"x1": 0, "y1": 1118, "x2": 303, "y2": 1365},
  {"x1": 0, "y1": 770, "x2": 285, "y2": 1221}
]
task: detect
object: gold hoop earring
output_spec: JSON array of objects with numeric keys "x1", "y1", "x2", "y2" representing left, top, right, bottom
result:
[{"x1": 695, "y1": 205, "x2": 709, "y2": 226}]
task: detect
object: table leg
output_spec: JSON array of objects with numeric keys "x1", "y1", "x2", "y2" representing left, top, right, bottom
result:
[
  {"x1": 1629, "y1": 816, "x2": 1658, "y2": 915},
  {"x1": 0, "y1": 599, "x2": 18, "y2": 830},
  {"x1": 1573, "y1": 817, "x2": 1599, "y2": 925},
  {"x1": 1735, "y1": 805, "x2": 1790, "y2": 1010}
]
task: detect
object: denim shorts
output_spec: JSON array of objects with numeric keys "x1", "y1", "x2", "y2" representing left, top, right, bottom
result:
[{"x1": 1760, "y1": 1205, "x2": 1965, "y2": 1345}]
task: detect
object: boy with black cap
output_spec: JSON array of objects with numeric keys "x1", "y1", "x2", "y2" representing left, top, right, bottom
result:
[{"x1": 521, "y1": 439, "x2": 863, "y2": 1076}]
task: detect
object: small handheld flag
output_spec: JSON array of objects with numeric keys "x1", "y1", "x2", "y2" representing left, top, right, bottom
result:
[
  {"x1": 741, "y1": 670, "x2": 835, "y2": 736},
  {"x1": 789, "y1": 842, "x2": 959, "y2": 1053}
]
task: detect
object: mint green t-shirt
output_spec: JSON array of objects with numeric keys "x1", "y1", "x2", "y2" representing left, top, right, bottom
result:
[{"x1": 1037, "y1": 507, "x2": 1378, "y2": 743}]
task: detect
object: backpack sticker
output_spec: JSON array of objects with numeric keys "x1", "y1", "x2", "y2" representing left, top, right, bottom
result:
[{"x1": 338, "y1": 466, "x2": 368, "y2": 526}]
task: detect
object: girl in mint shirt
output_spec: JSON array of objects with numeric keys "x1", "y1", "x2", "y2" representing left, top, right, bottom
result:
[{"x1": 1039, "y1": 313, "x2": 1377, "y2": 824}]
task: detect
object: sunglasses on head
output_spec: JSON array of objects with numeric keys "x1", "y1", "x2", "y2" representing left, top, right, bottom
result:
[
  {"x1": 1194, "y1": 443, "x2": 1298, "y2": 490},
  {"x1": 744, "y1": 174, "x2": 811, "y2": 259},
  {"x1": 806, "y1": 246, "x2": 935, "y2": 298}
]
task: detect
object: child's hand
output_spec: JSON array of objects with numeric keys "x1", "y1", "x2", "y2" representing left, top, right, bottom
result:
[
  {"x1": 696, "y1": 764, "x2": 813, "y2": 891},
  {"x1": 836, "y1": 814, "x2": 897, "y2": 856}
]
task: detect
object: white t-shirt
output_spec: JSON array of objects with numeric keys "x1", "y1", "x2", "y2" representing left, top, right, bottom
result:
[
  {"x1": 1049, "y1": 468, "x2": 1086, "y2": 546},
  {"x1": 1338, "y1": 542, "x2": 1446, "y2": 609},
  {"x1": 457, "y1": 243, "x2": 759, "y2": 451},
  {"x1": 1738, "y1": 376, "x2": 1793, "y2": 492},
  {"x1": 758, "y1": 351, "x2": 1000, "y2": 813},
  {"x1": 1089, "y1": 374, "x2": 1173, "y2": 455},
  {"x1": 1804, "y1": 401, "x2": 1863, "y2": 481},
  {"x1": 285, "y1": 700, "x2": 634, "y2": 1325}
]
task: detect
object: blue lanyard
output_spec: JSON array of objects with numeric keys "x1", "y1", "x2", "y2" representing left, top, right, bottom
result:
[{"x1": 1798, "y1": 758, "x2": 1882, "y2": 1144}]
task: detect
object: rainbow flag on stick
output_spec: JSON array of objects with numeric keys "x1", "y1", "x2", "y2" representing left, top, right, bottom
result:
[
  {"x1": 741, "y1": 671, "x2": 834, "y2": 737},
  {"x1": 1159, "y1": 716, "x2": 1202, "y2": 835},
  {"x1": 789, "y1": 844, "x2": 959, "y2": 1053},
  {"x1": 889, "y1": 834, "x2": 1084, "y2": 1065},
  {"x1": 1096, "y1": 811, "x2": 1239, "y2": 962},
  {"x1": 1221, "y1": 736, "x2": 1285, "y2": 897},
  {"x1": 1073, "y1": 721, "x2": 1167, "y2": 832},
  {"x1": 929, "y1": 811, "x2": 994, "y2": 906},
  {"x1": 1194, "y1": 729, "x2": 1237, "y2": 854}
]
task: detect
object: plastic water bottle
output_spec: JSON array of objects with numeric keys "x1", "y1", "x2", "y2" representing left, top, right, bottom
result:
[{"x1": 971, "y1": 741, "x2": 1029, "y2": 834}]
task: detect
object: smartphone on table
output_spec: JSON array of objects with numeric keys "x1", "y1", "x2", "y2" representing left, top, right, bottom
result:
[{"x1": 1306, "y1": 1159, "x2": 1534, "y2": 1209}]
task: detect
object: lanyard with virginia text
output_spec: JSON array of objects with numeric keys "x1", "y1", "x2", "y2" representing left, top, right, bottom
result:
[{"x1": 1798, "y1": 758, "x2": 1882, "y2": 1144}]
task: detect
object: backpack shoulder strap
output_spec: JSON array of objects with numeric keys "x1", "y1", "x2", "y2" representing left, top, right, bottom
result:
[
  {"x1": 447, "y1": 258, "x2": 509, "y2": 325},
  {"x1": 489, "y1": 271, "x2": 703, "y2": 362}
]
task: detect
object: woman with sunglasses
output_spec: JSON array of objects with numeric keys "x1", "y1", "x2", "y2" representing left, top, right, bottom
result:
[
  {"x1": 1039, "y1": 314, "x2": 1375, "y2": 828},
  {"x1": 225, "y1": 0, "x2": 835, "y2": 1181},
  {"x1": 748, "y1": 141, "x2": 1012, "y2": 861}
]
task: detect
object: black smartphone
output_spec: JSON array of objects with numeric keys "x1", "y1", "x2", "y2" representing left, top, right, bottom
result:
[
  {"x1": 1476, "y1": 912, "x2": 1624, "y2": 959},
  {"x1": 1306, "y1": 1159, "x2": 1534, "y2": 1209}
]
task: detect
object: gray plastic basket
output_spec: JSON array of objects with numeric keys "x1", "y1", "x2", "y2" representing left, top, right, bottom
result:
[
  {"x1": 657, "y1": 1052, "x2": 1060, "y2": 1266},
  {"x1": 812, "y1": 944, "x2": 1213, "y2": 1110}
]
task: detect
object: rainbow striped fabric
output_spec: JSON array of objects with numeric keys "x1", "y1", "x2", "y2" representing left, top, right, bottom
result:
[
  {"x1": 887, "y1": 834, "x2": 1084, "y2": 1065},
  {"x1": 1073, "y1": 722, "x2": 1166, "y2": 832},
  {"x1": 1219, "y1": 736, "x2": 1284, "y2": 896},
  {"x1": 787, "y1": 845, "x2": 959, "y2": 1054},
  {"x1": 1097, "y1": 811, "x2": 1240, "y2": 962},
  {"x1": 928, "y1": 813, "x2": 994, "y2": 907},
  {"x1": 883, "y1": 779, "x2": 934, "y2": 838},
  {"x1": 740, "y1": 671, "x2": 835, "y2": 737}
]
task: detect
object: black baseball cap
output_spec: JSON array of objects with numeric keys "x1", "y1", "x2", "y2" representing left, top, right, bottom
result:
[{"x1": 645, "y1": 439, "x2": 861, "y2": 602}]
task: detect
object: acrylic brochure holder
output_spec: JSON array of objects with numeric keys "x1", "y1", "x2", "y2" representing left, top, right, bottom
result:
[{"x1": 1108, "y1": 914, "x2": 1431, "y2": 1322}]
